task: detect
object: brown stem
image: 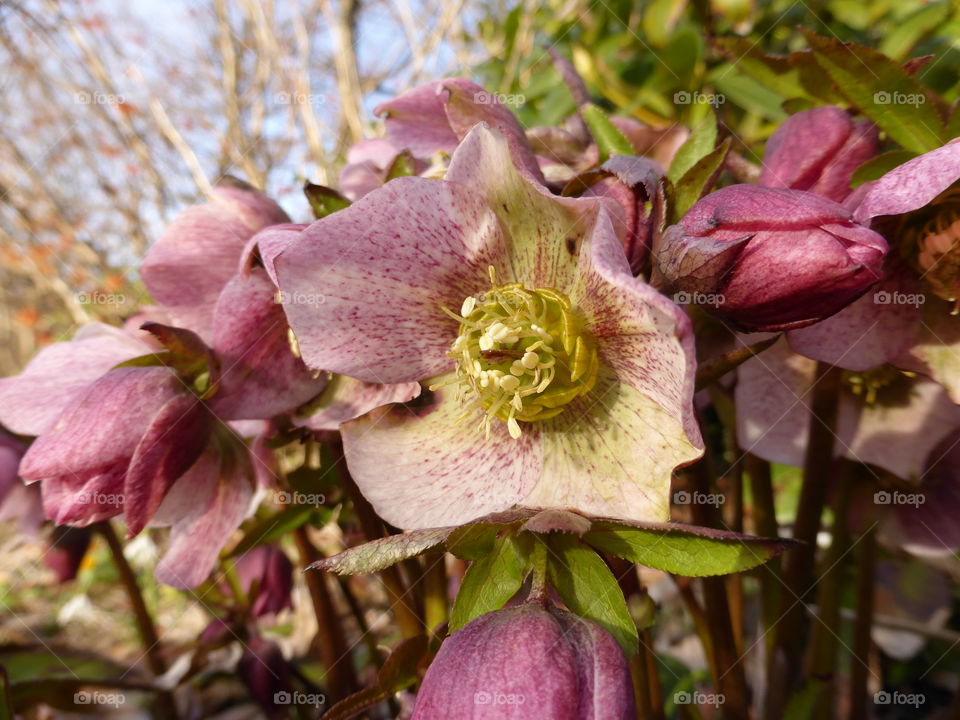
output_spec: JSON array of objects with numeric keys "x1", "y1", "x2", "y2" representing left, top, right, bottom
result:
[
  {"x1": 849, "y1": 526, "x2": 877, "y2": 720},
  {"x1": 766, "y1": 363, "x2": 842, "y2": 719},
  {"x1": 689, "y1": 459, "x2": 750, "y2": 720},
  {"x1": 642, "y1": 629, "x2": 666, "y2": 720},
  {"x1": 95, "y1": 522, "x2": 178, "y2": 719},
  {"x1": 293, "y1": 527, "x2": 359, "y2": 702}
]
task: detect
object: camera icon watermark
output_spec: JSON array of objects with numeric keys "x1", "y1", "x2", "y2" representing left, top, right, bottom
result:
[
  {"x1": 675, "y1": 690, "x2": 726, "y2": 706},
  {"x1": 873, "y1": 490, "x2": 925, "y2": 507},
  {"x1": 273, "y1": 690, "x2": 326, "y2": 707},
  {"x1": 873, "y1": 290, "x2": 925, "y2": 307},
  {"x1": 673, "y1": 90, "x2": 725, "y2": 107},
  {"x1": 276, "y1": 290, "x2": 326, "y2": 306},
  {"x1": 474, "y1": 690, "x2": 526, "y2": 706},
  {"x1": 873, "y1": 91, "x2": 926, "y2": 107},
  {"x1": 274, "y1": 91, "x2": 327, "y2": 106},
  {"x1": 673, "y1": 291, "x2": 725, "y2": 308},
  {"x1": 874, "y1": 690, "x2": 925, "y2": 707},
  {"x1": 275, "y1": 490, "x2": 326, "y2": 506},
  {"x1": 472, "y1": 91, "x2": 525, "y2": 107},
  {"x1": 673, "y1": 490, "x2": 725, "y2": 507},
  {"x1": 74, "y1": 690, "x2": 125, "y2": 708},
  {"x1": 77, "y1": 291, "x2": 126, "y2": 305},
  {"x1": 74, "y1": 91, "x2": 125, "y2": 106}
]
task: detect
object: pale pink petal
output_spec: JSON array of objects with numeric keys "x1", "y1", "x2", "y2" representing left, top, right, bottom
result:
[
  {"x1": 897, "y1": 298, "x2": 960, "y2": 404},
  {"x1": 787, "y1": 263, "x2": 924, "y2": 370},
  {"x1": 0, "y1": 323, "x2": 149, "y2": 436},
  {"x1": 141, "y1": 185, "x2": 290, "y2": 341},
  {"x1": 274, "y1": 175, "x2": 508, "y2": 383},
  {"x1": 296, "y1": 375, "x2": 421, "y2": 431},
  {"x1": 375, "y1": 80, "x2": 460, "y2": 156},
  {"x1": 854, "y1": 139, "x2": 960, "y2": 223},
  {"x1": 239, "y1": 223, "x2": 308, "y2": 286},
  {"x1": 154, "y1": 445, "x2": 256, "y2": 588},
  {"x1": 341, "y1": 381, "x2": 542, "y2": 529},
  {"x1": 208, "y1": 269, "x2": 328, "y2": 420}
]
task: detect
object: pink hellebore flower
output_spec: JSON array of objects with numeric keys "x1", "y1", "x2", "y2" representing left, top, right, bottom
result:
[
  {"x1": 411, "y1": 604, "x2": 634, "y2": 720},
  {"x1": 233, "y1": 545, "x2": 294, "y2": 617},
  {"x1": 786, "y1": 140, "x2": 960, "y2": 396},
  {"x1": 759, "y1": 106, "x2": 878, "y2": 203},
  {"x1": 654, "y1": 184, "x2": 888, "y2": 331},
  {"x1": 275, "y1": 125, "x2": 702, "y2": 530}
]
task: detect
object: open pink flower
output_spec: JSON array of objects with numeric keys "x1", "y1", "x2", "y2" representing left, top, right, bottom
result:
[{"x1": 275, "y1": 125, "x2": 702, "y2": 529}]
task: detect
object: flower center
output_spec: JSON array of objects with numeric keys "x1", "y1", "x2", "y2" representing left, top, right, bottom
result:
[
  {"x1": 841, "y1": 365, "x2": 915, "y2": 406},
  {"x1": 436, "y1": 268, "x2": 598, "y2": 439},
  {"x1": 901, "y1": 186, "x2": 960, "y2": 309}
]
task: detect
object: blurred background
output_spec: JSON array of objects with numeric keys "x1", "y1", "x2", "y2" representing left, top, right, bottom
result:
[{"x1": 2, "y1": 0, "x2": 960, "y2": 716}]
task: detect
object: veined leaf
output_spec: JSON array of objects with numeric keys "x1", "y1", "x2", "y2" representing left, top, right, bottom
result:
[
  {"x1": 581, "y1": 103, "x2": 635, "y2": 163},
  {"x1": 668, "y1": 109, "x2": 717, "y2": 183},
  {"x1": 449, "y1": 535, "x2": 529, "y2": 631}
]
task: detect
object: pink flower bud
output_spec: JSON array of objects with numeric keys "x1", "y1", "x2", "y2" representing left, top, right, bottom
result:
[{"x1": 411, "y1": 604, "x2": 634, "y2": 719}]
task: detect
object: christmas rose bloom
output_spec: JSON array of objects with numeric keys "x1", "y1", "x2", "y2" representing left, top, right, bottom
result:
[{"x1": 275, "y1": 124, "x2": 702, "y2": 529}]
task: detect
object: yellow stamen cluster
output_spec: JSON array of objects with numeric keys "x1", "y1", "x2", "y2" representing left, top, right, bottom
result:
[
  {"x1": 842, "y1": 365, "x2": 915, "y2": 406},
  {"x1": 433, "y1": 268, "x2": 598, "y2": 439}
]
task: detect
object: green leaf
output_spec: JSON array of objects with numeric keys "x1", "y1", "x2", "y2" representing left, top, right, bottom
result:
[
  {"x1": 850, "y1": 149, "x2": 919, "y2": 187},
  {"x1": 304, "y1": 182, "x2": 351, "y2": 218},
  {"x1": 545, "y1": 533, "x2": 638, "y2": 656},
  {"x1": 668, "y1": 109, "x2": 717, "y2": 183},
  {"x1": 584, "y1": 520, "x2": 793, "y2": 577},
  {"x1": 581, "y1": 103, "x2": 634, "y2": 163},
  {"x1": 672, "y1": 137, "x2": 731, "y2": 221},
  {"x1": 803, "y1": 30, "x2": 945, "y2": 154},
  {"x1": 450, "y1": 536, "x2": 528, "y2": 631},
  {"x1": 385, "y1": 149, "x2": 417, "y2": 180},
  {"x1": 309, "y1": 527, "x2": 453, "y2": 575},
  {"x1": 229, "y1": 505, "x2": 318, "y2": 558},
  {"x1": 878, "y1": 4, "x2": 950, "y2": 62}
]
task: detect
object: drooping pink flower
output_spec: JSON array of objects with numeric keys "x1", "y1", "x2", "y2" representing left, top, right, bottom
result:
[
  {"x1": 275, "y1": 125, "x2": 702, "y2": 529},
  {"x1": 654, "y1": 184, "x2": 888, "y2": 331},
  {"x1": 233, "y1": 545, "x2": 294, "y2": 617},
  {"x1": 411, "y1": 604, "x2": 634, "y2": 720}
]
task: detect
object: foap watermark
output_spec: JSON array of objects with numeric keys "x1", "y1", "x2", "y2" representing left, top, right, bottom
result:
[
  {"x1": 275, "y1": 490, "x2": 325, "y2": 506},
  {"x1": 472, "y1": 91, "x2": 525, "y2": 107},
  {"x1": 874, "y1": 690, "x2": 925, "y2": 708},
  {"x1": 274, "y1": 91, "x2": 327, "y2": 106},
  {"x1": 675, "y1": 690, "x2": 726, "y2": 707},
  {"x1": 873, "y1": 290, "x2": 925, "y2": 307},
  {"x1": 474, "y1": 690, "x2": 526, "y2": 706},
  {"x1": 276, "y1": 290, "x2": 326, "y2": 307},
  {"x1": 273, "y1": 690, "x2": 326, "y2": 707},
  {"x1": 76, "y1": 491, "x2": 125, "y2": 507},
  {"x1": 673, "y1": 490, "x2": 725, "y2": 507},
  {"x1": 74, "y1": 690, "x2": 125, "y2": 708},
  {"x1": 673, "y1": 90, "x2": 725, "y2": 107},
  {"x1": 74, "y1": 91, "x2": 125, "y2": 106},
  {"x1": 77, "y1": 291, "x2": 126, "y2": 305},
  {"x1": 673, "y1": 291, "x2": 725, "y2": 308},
  {"x1": 874, "y1": 490, "x2": 924, "y2": 507},
  {"x1": 874, "y1": 91, "x2": 926, "y2": 107}
]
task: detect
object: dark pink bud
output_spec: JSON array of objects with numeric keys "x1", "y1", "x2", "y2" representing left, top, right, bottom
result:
[
  {"x1": 237, "y1": 635, "x2": 294, "y2": 720},
  {"x1": 411, "y1": 604, "x2": 634, "y2": 719},
  {"x1": 233, "y1": 545, "x2": 294, "y2": 617},
  {"x1": 655, "y1": 184, "x2": 887, "y2": 332},
  {"x1": 760, "y1": 107, "x2": 878, "y2": 203},
  {"x1": 44, "y1": 526, "x2": 93, "y2": 584}
]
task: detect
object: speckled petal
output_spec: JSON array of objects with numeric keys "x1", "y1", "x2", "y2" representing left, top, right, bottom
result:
[
  {"x1": 897, "y1": 298, "x2": 960, "y2": 404},
  {"x1": 787, "y1": 263, "x2": 924, "y2": 370},
  {"x1": 0, "y1": 323, "x2": 149, "y2": 436},
  {"x1": 854, "y1": 139, "x2": 960, "y2": 223},
  {"x1": 141, "y1": 185, "x2": 290, "y2": 341},
  {"x1": 208, "y1": 269, "x2": 328, "y2": 420},
  {"x1": 274, "y1": 175, "x2": 508, "y2": 383},
  {"x1": 341, "y1": 380, "x2": 542, "y2": 529},
  {"x1": 446, "y1": 124, "x2": 620, "y2": 294}
]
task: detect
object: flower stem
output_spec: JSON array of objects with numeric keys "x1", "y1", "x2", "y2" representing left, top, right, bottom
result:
[
  {"x1": 293, "y1": 526, "x2": 359, "y2": 702},
  {"x1": 422, "y1": 553, "x2": 448, "y2": 634},
  {"x1": 95, "y1": 522, "x2": 178, "y2": 720},
  {"x1": 765, "y1": 362, "x2": 842, "y2": 719},
  {"x1": 745, "y1": 453, "x2": 781, "y2": 647},
  {"x1": 849, "y1": 525, "x2": 877, "y2": 720},
  {"x1": 528, "y1": 536, "x2": 549, "y2": 604}
]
